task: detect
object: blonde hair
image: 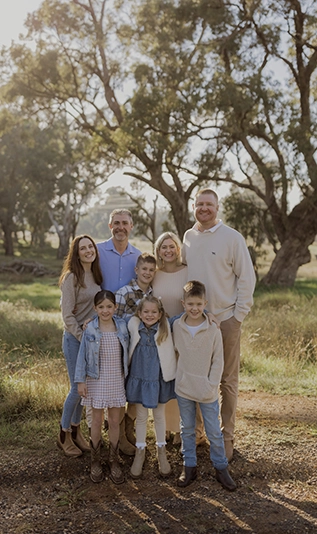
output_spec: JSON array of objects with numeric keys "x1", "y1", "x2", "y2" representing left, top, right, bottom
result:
[
  {"x1": 154, "y1": 232, "x2": 182, "y2": 270},
  {"x1": 135, "y1": 295, "x2": 168, "y2": 345}
]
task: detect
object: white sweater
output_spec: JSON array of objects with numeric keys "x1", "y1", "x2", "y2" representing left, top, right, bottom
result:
[{"x1": 183, "y1": 222, "x2": 256, "y2": 323}]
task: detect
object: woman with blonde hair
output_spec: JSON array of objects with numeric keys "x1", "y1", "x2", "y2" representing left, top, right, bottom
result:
[{"x1": 152, "y1": 232, "x2": 188, "y2": 445}]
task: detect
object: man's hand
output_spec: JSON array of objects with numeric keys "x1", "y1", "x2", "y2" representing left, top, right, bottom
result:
[{"x1": 207, "y1": 312, "x2": 221, "y2": 328}]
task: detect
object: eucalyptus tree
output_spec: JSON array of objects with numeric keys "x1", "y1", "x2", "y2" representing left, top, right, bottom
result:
[
  {"x1": 5, "y1": 0, "x2": 220, "y2": 238},
  {"x1": 0, "y1": 113, "x2": 57, "y2": 255},
  {"x1": 3, "y1": 0, "x2": 317, "y2": 284},
  {"x1": 197, "y1": 0, "x2": 317, "y2": 285}
]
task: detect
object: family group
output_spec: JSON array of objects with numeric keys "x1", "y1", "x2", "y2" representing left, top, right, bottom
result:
[{"x1": 57, "y1": 188, "x2": 256, "y2": 492}]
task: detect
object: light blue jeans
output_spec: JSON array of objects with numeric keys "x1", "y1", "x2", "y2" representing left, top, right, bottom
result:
[
  {"x1": 61, "y1": 331, "x2": 83, "y2": 430},
  {"x1": 177, "y1": 395, "x2": 228, "y2": 470}
]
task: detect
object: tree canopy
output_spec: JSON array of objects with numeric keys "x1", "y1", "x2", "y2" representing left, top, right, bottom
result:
[{"x1": 2, "y1": 0, "x2": 317, "y2": 284}]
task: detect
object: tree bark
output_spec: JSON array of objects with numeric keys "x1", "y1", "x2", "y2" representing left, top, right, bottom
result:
[{"x1": 261, "y1": 195, "x2": 317, "y2": 286}]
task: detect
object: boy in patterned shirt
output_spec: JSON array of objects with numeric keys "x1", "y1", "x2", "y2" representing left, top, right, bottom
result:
[{"x1": 115, "y1": 253, "x2": 156, "y2": 319}]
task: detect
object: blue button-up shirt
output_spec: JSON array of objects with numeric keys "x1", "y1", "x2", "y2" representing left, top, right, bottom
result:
[{"x1": 97, "y1": 238, "x2": 142, "y2": 292}]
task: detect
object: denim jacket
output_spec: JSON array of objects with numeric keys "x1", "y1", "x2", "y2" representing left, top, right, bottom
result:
[{"x1": 74, "y1": 315, "x2": 129, "y2": 383}]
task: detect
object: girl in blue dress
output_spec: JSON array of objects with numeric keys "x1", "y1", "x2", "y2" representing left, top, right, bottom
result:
[{"x1": 126, "y1": 296, "x2": 177, "y2": 479}]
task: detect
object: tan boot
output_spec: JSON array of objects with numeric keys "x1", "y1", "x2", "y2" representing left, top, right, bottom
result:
[
  {"x1": 130, "y1": 447, "x2": 145, "y2": 479},
  {"x1": 90, "y1": 439, "x2": 103, "y2": 483},
  {"x1": 125, "y1": 414, "x2": 136, "y2": 445},
  {"x1": 119, "y1": 417, "x2": 136, "y2": 456},
  {"x1": 57, "y1": 427, "x2": 82, "y2": 458},
  {"x1": 109, "y1": 442, "x2": 125, "y2": 484},
  {"x1": 71, "y1": 425, "x2": 90, "y2": 452},
  {"x1": 157, "y1": 445, "x2": 171, "y2": 477}
]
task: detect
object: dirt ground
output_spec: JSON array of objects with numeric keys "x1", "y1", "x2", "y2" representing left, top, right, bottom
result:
[{"x1": 1, "y1": 391, "x2": 317, "y2": 534}]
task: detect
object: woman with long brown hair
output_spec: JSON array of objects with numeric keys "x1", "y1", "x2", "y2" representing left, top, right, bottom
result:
[{"x1": 57, "y1": 235, "x2": 103, "y2": 457}]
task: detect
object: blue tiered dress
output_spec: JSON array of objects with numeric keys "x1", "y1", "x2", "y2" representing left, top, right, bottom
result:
[{"x1": 125, "y1": 322, "x2": 176, "y2": 409}]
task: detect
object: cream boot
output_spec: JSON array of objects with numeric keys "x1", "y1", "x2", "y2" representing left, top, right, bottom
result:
[
  {"x1": 130, "y1": 447, "x2": 145, "y2": 479},
  {"x1": 90, "y1": 439, "x2": 103, "y2": 483},
  {"x1": 119, "y1": 417, "x2": 136, "y2": 456},
  {"x1": 57, "y1": 427, "x2": 82, "y2": 458},
  {"x1": 109, "y1": 442, "x2": 125, "y2": 484},
  {"x1": 157, "y1": 445, "x2": 171, "y2": 477},
  {"x1": 71, "y1": 424, "x2": 90, "y2": 452}
]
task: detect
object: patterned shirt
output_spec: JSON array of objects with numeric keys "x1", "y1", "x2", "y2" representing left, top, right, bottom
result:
[{"x1": 115, "y1": 278, "x2": 153, "y2": 319}]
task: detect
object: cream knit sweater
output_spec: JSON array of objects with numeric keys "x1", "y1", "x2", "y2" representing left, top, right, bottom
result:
[
  {"x1": 183, "y1": 222, "x2": 256, "y2": 323},
  {"x1": 173, "y1": 314, "x2": 224, "y2": 403}
]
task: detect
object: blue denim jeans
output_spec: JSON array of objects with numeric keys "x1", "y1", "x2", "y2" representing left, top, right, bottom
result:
[
  {"x1": 177, "y1": 395, "x2": 228, "y2": 470},
  {"x1": 61, "y1": 331, "x2": 83, "y2": 430}
]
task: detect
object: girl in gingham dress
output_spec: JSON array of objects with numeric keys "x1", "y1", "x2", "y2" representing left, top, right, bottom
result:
[{"x1": 75, "y1": 290, "x2": 129, "y2": 485}]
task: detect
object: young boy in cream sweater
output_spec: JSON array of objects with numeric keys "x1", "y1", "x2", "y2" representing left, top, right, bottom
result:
[{"x1": 173, "y1": 280, "x2": 236, "y2": 491}]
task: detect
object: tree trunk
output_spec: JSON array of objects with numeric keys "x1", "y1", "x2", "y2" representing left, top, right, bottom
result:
[
  {"x1": 57, "y1": 231, "x2": 71, "y2": 260},
  {"x1": 262, "y1": 196, "x2": 317, "y2": 286},
  {"x1": 0, "y1": 221, "x2": 14, "y2": 256},
  {"x1": 261, "y1": 237, "x2": 311, "y2": 286}
]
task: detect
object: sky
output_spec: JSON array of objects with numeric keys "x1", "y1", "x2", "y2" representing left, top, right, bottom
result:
[{"x1": 1, "y1": 1, "x2": 43, "y2": 47}]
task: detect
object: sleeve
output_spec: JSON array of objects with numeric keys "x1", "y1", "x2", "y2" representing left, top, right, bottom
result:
[
  {"x1": 60, "y1": 274, "x2": 83, "y2": 341},
  {"x1": 233, "y1": 235, "x2": 256, "y2": 322},
  {"x1": 74, "y1": 333, "x2": 87, "y2": 383},
  {"x1": 168, "y1": 313, "x2": 184, "y2": 330},
  {"x1": 115, "y1": 287, "x2": 131, "y2": 318},
  {"x1": 208, "y1": 328, "x2": 224, "y2": 388}
]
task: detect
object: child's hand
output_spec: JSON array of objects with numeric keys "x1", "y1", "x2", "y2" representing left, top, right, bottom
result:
[
  {"x1": 78, "y1": 383, "x2": 87, "y2": 397},
  {"x1": 207, "y1": 312, "x2": 221, "y2": 328},
  {"x1": 82, "y1": 317, "x2": 93, "y2": 330}
]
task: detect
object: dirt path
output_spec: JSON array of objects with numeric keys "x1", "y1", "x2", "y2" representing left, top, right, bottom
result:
[{"x1": 1, "y1": 392, "x2": 317, "y2": 534}]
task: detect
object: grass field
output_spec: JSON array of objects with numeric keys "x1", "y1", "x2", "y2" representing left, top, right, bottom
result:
[{"x1": 0, "y1": 242, "x2": 317, "y2": 446}]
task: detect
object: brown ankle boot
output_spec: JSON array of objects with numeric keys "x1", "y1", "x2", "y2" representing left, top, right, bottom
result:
[
  {"x1": 119, "y1": 417, "x2": 136, "y2": 456},
  {"x1": 90, "y1": 439, "x2": 103, "y2": 483},
  {"x1": 57, "y1": 427, "x2": 82, "y2": 458},
  {"x1": 125, "y1": 414, "x2": 136, "y2": 445},
  {"x1": 71, "y1": 425, "x2": 90, "y2": 452},
  {"x1": 109, "y1": 442, "x2": 125, "y2": 485},
  {"x1": 177, "y1": 466, "x2": 197, "y2": 487}
]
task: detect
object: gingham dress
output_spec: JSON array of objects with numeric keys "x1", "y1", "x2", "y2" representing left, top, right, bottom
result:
[{"x1": 81, "y1": 332, "x2": 126, "y2": 409}]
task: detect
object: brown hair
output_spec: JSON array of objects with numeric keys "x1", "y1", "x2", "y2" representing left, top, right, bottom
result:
[
  {"x1": 154, "y1": 232, "x2": 182, "y2": 269},
  {"x1": 94, "y1": 289, "x2": 116, "y2": 307},
  {"x1": 136, "y1": 252, "x2": 156, "y2": 268},
  {"x1": 135, "y1": 295, "x2": 168, "y2": 345},
  {"x1": 59, "y1": 235, "x2": 103, "y2": 289},
  {"x1": 183, "y1": 280, "x2": 206, "y2": 300}
]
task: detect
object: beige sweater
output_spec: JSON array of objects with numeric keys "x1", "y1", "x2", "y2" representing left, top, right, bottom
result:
[
  {"x1": 173, "y1": 314, "x2": 224, "y2": 403},
  {"x1": 61, "y1": 272, "x2": 100, "y2": 341},
  {"x1": 152, "y1": 266, "x2": 188, "y2": 316},
  {"x1": 183, "y1": 222, "x2": 256, "y2": 323}
]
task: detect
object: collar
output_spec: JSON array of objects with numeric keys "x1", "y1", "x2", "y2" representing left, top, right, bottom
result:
[
  {"x1": 193, "y1": 219, "x2": 223, "y2": 233},
  {"x1": 104, "y1": 238, "x2": 133, "y2": 254},
  {"x1": 138, "y1": 321, "x2": 159, "y2": 333}
]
